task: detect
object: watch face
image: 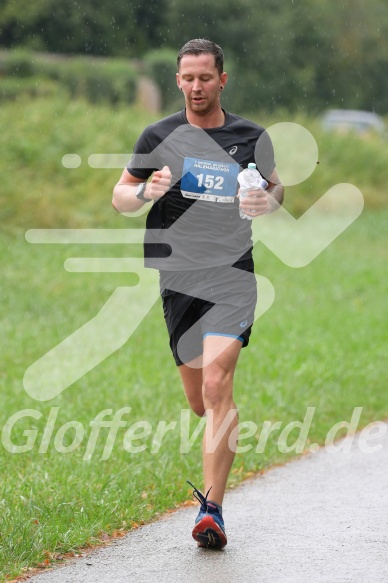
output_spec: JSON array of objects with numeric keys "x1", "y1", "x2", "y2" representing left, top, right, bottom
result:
[{"x1": 136, "y1": 183, "x2": 147, "y2": 200}]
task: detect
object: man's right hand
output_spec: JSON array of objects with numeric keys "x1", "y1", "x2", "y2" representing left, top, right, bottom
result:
[
  {"x1": 146, "y1": 165, "x2": 172, "y2": 200},
  {"x1": 112, "y1": 166, "x2": 172, "y2": 213}
]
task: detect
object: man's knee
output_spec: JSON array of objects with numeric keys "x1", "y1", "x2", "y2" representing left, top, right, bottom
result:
[
  {"x1": 189, "y1": 400, "x2": 206, "y2": 417},
  {"x1": 202, "y1": 371, "x2": 233, "y2": 409},
  {"x1": 178, "y1": 364, "x2": 205, "y2": 417}
]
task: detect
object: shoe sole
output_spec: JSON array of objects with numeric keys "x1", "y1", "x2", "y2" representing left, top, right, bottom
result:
[{"x1": 192, "y1": 515, "x2": 227, "y2": 549}]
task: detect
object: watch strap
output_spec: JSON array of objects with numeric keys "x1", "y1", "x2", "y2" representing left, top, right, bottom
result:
[{"x1": 135, "y1": 182, "x2": 148, "y2": 201}]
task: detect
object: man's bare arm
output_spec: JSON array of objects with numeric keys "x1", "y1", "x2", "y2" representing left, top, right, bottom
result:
[
  {"x1": 266, "y1": 168, "x2": 284, "y2": 213},
  {"x1": 112, "y1": 166, "x2": 172, "y2": 214}
]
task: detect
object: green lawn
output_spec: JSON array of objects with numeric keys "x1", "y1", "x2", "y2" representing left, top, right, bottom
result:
[
  {"x1": 1, "y1": 97, "x2": 387, "y2": 581},
  {"x1": 1, "y1": 209, "x2": 387, "y2": 580}
]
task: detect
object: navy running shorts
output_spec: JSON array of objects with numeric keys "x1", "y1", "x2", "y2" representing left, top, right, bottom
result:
[{"x1": 159, "y1": 258, "x2": 257, "y2": 366}]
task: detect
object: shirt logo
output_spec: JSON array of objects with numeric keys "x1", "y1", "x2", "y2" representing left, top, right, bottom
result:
[{"x1": 229, "y1": 145, "x2": 238, "y2": 155}]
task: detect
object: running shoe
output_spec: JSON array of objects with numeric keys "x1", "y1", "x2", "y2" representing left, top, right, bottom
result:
[{"x1": 187, "y1": 481, "x2": 227, "y2": 549}]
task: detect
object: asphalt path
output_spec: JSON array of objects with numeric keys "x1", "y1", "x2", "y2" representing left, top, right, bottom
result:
[{"x1": 30, "y1": 422, "x2": 388, "y2": 583}]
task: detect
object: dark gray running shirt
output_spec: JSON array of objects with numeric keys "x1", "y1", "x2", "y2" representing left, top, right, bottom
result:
[{"x1": 127, "y1": 108, "x2": 275, "y2": 270}]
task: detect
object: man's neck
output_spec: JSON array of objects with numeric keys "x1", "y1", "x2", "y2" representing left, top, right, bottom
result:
[{"x1": 185, "y1": 107, "x2": 225, "y2": 129}]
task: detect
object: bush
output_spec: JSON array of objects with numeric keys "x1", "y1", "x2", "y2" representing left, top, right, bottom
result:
[
  {"x1": 143, "y1": 49, "x2": 181, "y2": 110},
  {"x1": 0, "y1": 50, "x2": 138, "y2": 106},
  {"x1": 37, "y1": 57, "x2": 138, "y2": 105},
  {"x1": 1, "y1": 48, "x2": 34, "y2": 77},
  {"x1": 0, "y1": 77, "x2": 59, "y2": 102}
]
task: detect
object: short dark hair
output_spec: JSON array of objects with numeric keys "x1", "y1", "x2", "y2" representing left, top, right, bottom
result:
[{"x1": 177, "y1": 39, "x2": 224, "y2": 76}]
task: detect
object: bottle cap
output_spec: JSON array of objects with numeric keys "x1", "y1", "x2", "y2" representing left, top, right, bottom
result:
[{"x1": 248, "y1": 163, "x2": 257, "y2": 169}]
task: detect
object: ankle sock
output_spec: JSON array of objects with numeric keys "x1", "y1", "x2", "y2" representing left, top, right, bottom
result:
[{"x1": 208, "y1": 500, "x2": 223, "y2": 516}]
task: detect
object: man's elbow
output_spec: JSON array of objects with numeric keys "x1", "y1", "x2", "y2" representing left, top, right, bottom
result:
[
  {"x1": 278, "y1": 185, "x2": 285, "y2": 206},
  {"x1": 112, "y1": 186, "x2": 120, "y2": 213},
  {"x1": 112, "y1": 184, "x2": 122, "y2": 213}
]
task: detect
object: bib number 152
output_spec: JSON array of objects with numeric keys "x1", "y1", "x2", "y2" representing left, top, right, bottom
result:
[{"x1": 197, "y1": 174, "x2": 224, "y2": 190}]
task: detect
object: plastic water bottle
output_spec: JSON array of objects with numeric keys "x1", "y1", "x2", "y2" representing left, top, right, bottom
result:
[{"x1": 237, "y1": 162, "x2": 268, "y2": 220}]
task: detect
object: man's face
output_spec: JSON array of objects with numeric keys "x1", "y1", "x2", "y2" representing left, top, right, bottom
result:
[{"x1": 176, "y1": 53, "x2": 227, "y2": 117}]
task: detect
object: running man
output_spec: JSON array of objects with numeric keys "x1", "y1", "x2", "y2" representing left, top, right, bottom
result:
[{"x1": 113, "y1": 38, "x2": 284, "y2": 549}]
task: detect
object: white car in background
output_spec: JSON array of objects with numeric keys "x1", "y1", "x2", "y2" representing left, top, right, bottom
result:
[{"x1": 321, "y1": 109, "x2": 385, "y2": 136}]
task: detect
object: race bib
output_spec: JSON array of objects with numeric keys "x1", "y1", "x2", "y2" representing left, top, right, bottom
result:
[{"x1": 181, "y1": 157, "x2": 239, "y2": 203}]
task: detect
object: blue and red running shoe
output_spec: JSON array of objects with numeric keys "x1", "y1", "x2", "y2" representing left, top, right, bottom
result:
[{"x1": 187, "y1": 481, "x2": 227, "y2": 549}]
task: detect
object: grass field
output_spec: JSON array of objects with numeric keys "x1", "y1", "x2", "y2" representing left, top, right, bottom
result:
[{"x1": 1, "y1": 97, "x2": 387, "y2": 581}]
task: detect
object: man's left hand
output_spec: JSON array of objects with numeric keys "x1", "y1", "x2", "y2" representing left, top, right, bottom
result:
[{"x1": 238, "y1": 188, "x2": 271, "y2": 217}]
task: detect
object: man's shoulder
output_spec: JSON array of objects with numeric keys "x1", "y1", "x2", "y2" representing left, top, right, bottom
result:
[
  {"x1": 226, "y1": 111, "x2": 266, "y2": 135},
  {"x1": 144, "y1": 110, "x2": 186, "y2": 137}
]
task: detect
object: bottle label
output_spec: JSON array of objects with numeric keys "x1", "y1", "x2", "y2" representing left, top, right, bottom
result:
[{"x1": 181, "y1": 157, "x2": 239, "y2": 203}]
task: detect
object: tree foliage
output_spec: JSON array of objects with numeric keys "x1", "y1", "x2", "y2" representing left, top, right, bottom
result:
[{"x1": 1, "y1": 0, "x2": 387, "y2": 113}]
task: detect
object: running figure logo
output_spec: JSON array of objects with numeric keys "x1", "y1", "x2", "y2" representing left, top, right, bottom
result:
[{"x1": 23, "y1": 123, "x2": 363, "y2": 401}]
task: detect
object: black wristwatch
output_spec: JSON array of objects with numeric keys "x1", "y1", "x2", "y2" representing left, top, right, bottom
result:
[{"x1": 135, "y1": 182, "x2": 148, "y2": 202}]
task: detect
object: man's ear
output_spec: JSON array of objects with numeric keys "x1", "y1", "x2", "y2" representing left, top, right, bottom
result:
[
  {"x1": 220, "y1": 71, "x2": 228, "y2": 88},
  {"x1": 176, "y1": 73, "x2": 181, "y2": 91}
]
